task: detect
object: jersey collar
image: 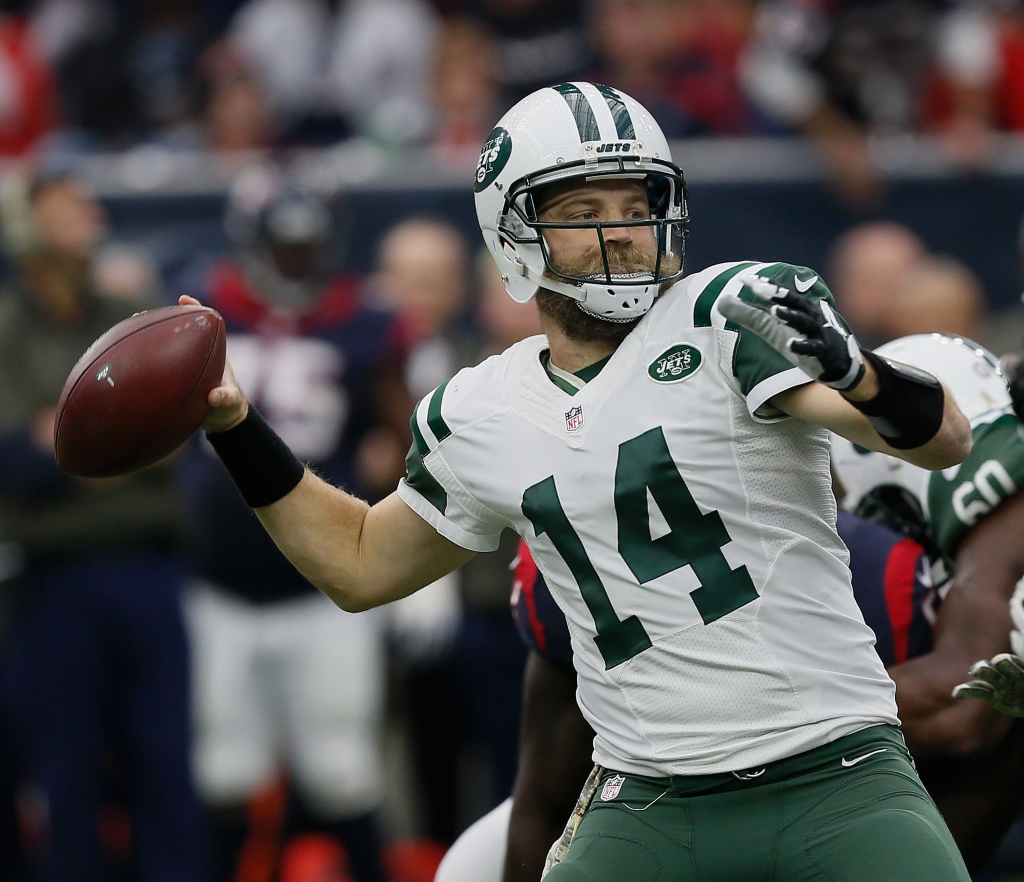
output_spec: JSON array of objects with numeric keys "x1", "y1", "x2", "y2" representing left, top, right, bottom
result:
[{"x1": 541, "y1": 351, "x2": 612, "y2": 396}]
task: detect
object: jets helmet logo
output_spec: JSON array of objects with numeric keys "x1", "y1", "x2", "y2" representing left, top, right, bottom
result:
[{"x1": 474, "y1": 127, "x2": 512, "y2": 193}]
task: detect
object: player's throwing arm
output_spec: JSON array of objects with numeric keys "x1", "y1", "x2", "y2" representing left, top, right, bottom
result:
[
  {"x1": 178, "y1": 294, "x2": 476, "y2": 613},
  {"x1": 719, "y1": 275, "x2": 971, "y2": 470}
]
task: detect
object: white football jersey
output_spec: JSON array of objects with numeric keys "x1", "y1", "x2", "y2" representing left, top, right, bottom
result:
[{"x1": 398, "y1": 261, "x2": 899, "y2": 777}]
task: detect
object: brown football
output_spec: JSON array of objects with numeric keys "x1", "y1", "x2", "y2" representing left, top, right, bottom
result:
[{"x1": 55, "y1": 304, "x2": 226, "y2": 477}]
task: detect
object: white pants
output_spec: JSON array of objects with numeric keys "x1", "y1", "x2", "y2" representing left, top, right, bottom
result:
[
  {"x1": 433, "y1": 798, "x2": 511, "y2": 882},
  {"x1": 184, "y1": 584, "x2": 386, "y2": 818}
]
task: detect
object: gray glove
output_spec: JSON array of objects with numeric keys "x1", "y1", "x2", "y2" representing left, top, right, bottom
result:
[
  {"x1": 952, "y1": 652, "x2": 1024, "y2": 717},
  {"x1": 1009, "y1": 577, "x2": 1024, "y2": 658},
  {"x1": 718, "y1": 274, "x2": 866, "y2": 391}
]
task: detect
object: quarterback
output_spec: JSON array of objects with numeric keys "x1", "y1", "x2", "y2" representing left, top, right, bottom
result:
[{"x1": 186, "y1": 83, "x2": 971, "y2": 880}]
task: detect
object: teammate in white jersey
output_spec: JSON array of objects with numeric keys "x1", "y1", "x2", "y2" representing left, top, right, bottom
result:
[{"x1": 184, "y1": 83, "x2": 972, "y2": 880}]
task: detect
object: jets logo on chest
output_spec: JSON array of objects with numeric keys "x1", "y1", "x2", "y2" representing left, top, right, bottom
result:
[{"x1": 565, "y1": 405, "x2": 584, "y2": 433}]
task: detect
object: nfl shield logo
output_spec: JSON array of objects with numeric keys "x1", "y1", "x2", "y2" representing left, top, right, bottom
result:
[
  {"x1": 600, "y1": 774, "x2": 625, "y2": 801},
  {"x1": 565, "y1": 405, "x2": 584, "y2": 433}
]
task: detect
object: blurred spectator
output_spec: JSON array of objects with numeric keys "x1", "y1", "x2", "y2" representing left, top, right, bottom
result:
[
  {"x1": 671, "y1": 0, "x2": 776, "y2": 135},
  {"x1": 994, "y1": 0, "x2": 1024, "y2": 130},
  {"x1": 451, "y1": 0, "x2": 592, "y2": 106},
  {"x1": 229, "y1": 0, "x2": 438, "y2": 146},
  {"x1": 587, "y1": 0, "x2": 766, "y2": 137},
  {"x1": 0, "y1": 1, "x2": 58, "y2": 155},
  {"x1": 373, "y1": 217, "x2": 475, "y2": 400},
  {"x1": 430, "y1": 17, "x2": 500, "y2": 160},
  {"x1": 474, "y1": 246, "x2": 543, "y2": 354},
  {"x1": 885, "y1": 254, "x2": 985, "y2": 340},
  {"x1": 0, "y1": 170, "x2": 160, "y2": 304},
  {"x1": 182, "y1": 164, "x2": 412, "y2": 882},
  {"x1": 367, "y1": 217, "x2": 472, "y2": 845},
  {"x1": 741, "y1": 0, "x2": 1001, "y2": 205},
  {"x1": 829, "y1": 221, "x2": 927, "y2": 345},
  {"x1": 91, "y1": 242, "x2": 161, "y2": 303},
  {"x1": 52, "y1": 0, "x2": 205, "y2": 145},
  {"x1": 0, "y1": 172, "x2": 202, "y2": 882},
  {"x1": 586, "y1": 0, "x2": 703, "y2": 137},
  {"x1": 830, "y1": 220, "x2": 985, "y2": 344},
  {"x1": 194, "y1": 40, "x2": 273, "y2": 153}
]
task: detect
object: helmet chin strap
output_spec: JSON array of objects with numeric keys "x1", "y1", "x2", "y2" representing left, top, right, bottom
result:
[{"x1": 522, "y1": 262, "x2": 657, "y2": 321}]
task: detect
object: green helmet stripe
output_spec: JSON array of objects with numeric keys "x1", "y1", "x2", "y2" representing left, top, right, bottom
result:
[
  {"x1": 595, "y1": 84, "x2": 636, "y2": 140},
  {"x1": 553, "y1": 83, "x2": 602, "y2": 143}
]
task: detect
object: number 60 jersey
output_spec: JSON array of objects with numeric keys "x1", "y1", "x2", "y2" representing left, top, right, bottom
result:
[{"x1": 399, "y1": 262, "x2": 899, "y2": 777}]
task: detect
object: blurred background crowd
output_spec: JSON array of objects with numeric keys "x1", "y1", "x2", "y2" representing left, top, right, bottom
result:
[
  {"x1": 0, "y1": 1, "x2": 1023, "y2": 882},
  {"x1": 0, "y1": 0, "x2": 1023, "y2": 182}
]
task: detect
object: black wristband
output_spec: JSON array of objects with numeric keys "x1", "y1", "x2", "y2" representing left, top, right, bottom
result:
[
  {"x1": 206, "y1": 406, "x2": 305, "y2": 508},
  {"x1": 849, "y1": 350, "x2": 944, "y2": 450}
]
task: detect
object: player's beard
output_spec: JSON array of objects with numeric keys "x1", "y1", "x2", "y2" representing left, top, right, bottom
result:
[{"x1": 538, "y1": 244, "x2": 681, "y2": 344}]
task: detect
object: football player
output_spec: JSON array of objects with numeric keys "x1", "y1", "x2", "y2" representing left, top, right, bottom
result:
[
  {"x1": 185, "y1": 83, "x2": 972, "y2": 881},
  {"x1": 435, "y1": 508, "x2": 938, "y2": 882},
  {"x1": 439, "y1": 416, "x2": 1024, "y2": 882}
]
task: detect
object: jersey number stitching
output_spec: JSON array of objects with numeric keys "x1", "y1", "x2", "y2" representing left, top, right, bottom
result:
[{"x1": 522, "y1": 427, "x2": 758, "y2": 669}]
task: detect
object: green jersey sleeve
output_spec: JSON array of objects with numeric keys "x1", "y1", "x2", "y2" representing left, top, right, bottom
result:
[
  {"x1": 694, "y1": 261, "x2": 850, "y2": 420},
  {"x1": 398, "y1": 379, "x2": 506, "y2": 552},
  {"x1": 928, "y1": 410, "x2": 1024, "y2": 557}
]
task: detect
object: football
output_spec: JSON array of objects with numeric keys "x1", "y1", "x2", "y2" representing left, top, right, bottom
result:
[{"x1": 55, "y1": 304, "x2": 226, "y2": 477}]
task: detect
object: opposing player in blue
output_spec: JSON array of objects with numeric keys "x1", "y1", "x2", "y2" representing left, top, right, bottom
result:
[{"x1": 182, "y1": 166, "x2": 410, "y2": 882}]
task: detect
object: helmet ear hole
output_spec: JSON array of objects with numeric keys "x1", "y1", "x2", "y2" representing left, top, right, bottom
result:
[
  {"x1": 524, "y1": 192, "x2": 538, "y2": 222},
  {"x1": 647, "y1": 175, "x2": 671, "y2": 216}
]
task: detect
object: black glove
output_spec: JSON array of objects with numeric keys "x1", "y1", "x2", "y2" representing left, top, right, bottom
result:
[{"x1": 719, "y1": 275, "x2": 866, "y2": 391}]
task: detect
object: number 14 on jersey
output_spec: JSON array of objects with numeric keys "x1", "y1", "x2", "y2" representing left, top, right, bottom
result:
[{"x1": 522, "y1": 427, "x2": 759, "y2": 669}]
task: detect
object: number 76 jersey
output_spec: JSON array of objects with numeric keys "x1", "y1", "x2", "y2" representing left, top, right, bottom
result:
[{"x1": 398, "y1": 262, "x2": 899, "y2": 777}]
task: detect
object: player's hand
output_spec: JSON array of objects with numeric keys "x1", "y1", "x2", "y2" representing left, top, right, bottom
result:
[
  {"x1": 718, "y1": 275, "x2": 866, "y2": 391},
  {"x1": 952, "y1": 653, "x2": 1024, "y2": 717},
  {"x1": 178, "y1": 295, "x2": 249, "y2": 433},
  {"x1": 1008, "y1": 577, "x2": 1024, "y2": 658},
  {"x1": 1003, "y1": 349, "x2": 1024, "y2": 424}
]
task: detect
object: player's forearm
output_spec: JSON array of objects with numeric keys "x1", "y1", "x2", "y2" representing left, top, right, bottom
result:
[
  {"x1": 255, "y1": 478, "x2": 472, "y2": 612},
  {"x1": 893, "y1": 535, "x2": 1023, "y2": 754},
  {"x1": 774, "y1": 380, "x2": 970, "y2": 470},
  {"x1": 253, "y1": 469, "x2": 378, "y2": 611},
  {"x1": 204, "y1": 395, "x2": 473, "y2": 611},
  {"x1": 890, "y1": 660, "x2": 1010, "y2": 756},
  {"x1": 895, "y1": 384, "x2": 972, "y2": 470}
]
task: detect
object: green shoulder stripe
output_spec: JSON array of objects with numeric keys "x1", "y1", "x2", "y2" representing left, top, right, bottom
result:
[
  {"x1": 692, "y1": 261, "x2": 756, "y2": 327},
  {"x1": 928, "y1": 412, "x2": 1024, "y2": 557},
  {"x1": 411, "y1": 411, "x2": 430, "y2": 457},
  {"x1": 404, "y1": 440, "x2": 447, "y2": 514},
  {"x1": 427, "y1": 379, "x2": 452, "y2": 443}
]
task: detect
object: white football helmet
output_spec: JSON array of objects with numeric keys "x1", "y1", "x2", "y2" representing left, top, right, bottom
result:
[
  {"x1": 474, "y1": 82, "x2": 687, "y2": 322},
  {"x1": 832, "y1": 333, "x2": 1011, "y2": 525}
]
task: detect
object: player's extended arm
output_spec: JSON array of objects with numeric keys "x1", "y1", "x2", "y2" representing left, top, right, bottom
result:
[
  {"x1": 254, "y1": 475, "x2": 473, "y2": 611},
  {"x1": 719, "y1": 276, "x2": 970, "y2": 470},
  {"x1": 887, "y1": 492, "x2": 1024, "y2": 755},
  {"x1": 771, "y1": 377, "x2": 969, "y2": 471},
  {"x1": 186, "y1": 298, "x2": 474, "y2": 612},
  {"x1": 504, "y1": 652, "x2": 595, "y2": 882}
]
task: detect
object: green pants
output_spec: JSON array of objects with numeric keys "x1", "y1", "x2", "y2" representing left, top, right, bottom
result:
[{"x1": 546, "y1": 725, "x2": 969, "y2": 882}]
